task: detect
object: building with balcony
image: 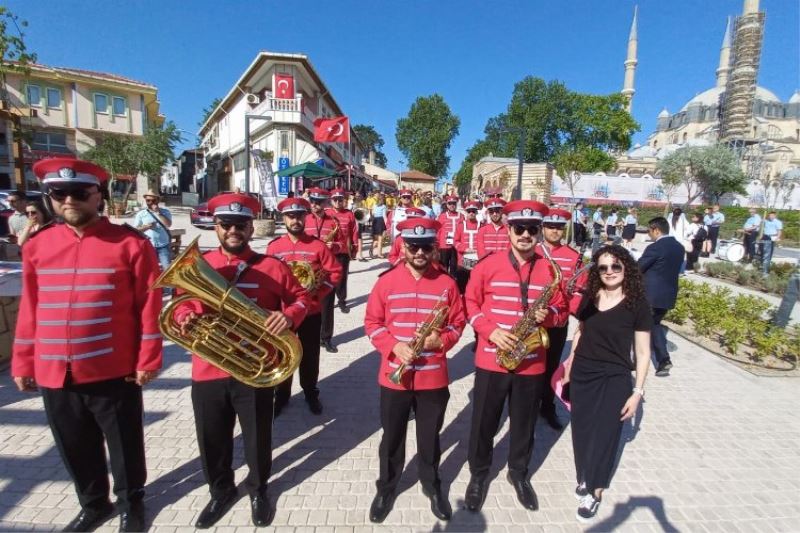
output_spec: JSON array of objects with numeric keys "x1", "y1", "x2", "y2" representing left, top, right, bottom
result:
[
  {"x1": 0, "y1": 62, "x2": 163, "y2": 189},
  {"x1": 198, "y1": 52, "x2": 365, "y2": 196}
]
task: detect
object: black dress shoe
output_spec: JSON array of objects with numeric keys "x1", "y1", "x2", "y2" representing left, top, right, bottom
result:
[
  {"x1": 250, "y1": 491, "x2": 274, "y2": 527},
  {"x1": 306, "y1": 397, "x2": 323, "y2": 415},
  {"x1": 422, "y1": 486, "x2": 452, "y2": 520},
  {"x1": 195, "y1": 490, "x2": 237, "y2": 529},
  {"x1": 274, "y1": 401, "x2": 285, "y2": 419},
  {"x1": 507, "y1": 473, "x2": 538, "y2": 511},
  {"x1": 119, "y1": 501, "x2": 145, "y2": 532},
  {"x1": 63, "y1": 502, "x2": 115, "y2": 532},
  {"x1": 464, "y1": 476, "x2": 488, "y2": 512},
  {"x1": 322, "y1": 340, "x2": 338, "y2": 353},
  {"x1": 368, "y1": 492, "x2": 396, "y2": 523},
  {"x1": 338, "y1": 303, "x2": 350, "y2": 313}
]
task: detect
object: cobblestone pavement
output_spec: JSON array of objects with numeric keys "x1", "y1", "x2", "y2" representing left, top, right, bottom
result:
[{"x1": 1, "y1": 217, "x2": 798, "y2": 532}]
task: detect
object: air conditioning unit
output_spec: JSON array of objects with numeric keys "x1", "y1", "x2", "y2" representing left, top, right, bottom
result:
[{"x1": 246, "y1": 93, "x2": 261, "y2": 105}]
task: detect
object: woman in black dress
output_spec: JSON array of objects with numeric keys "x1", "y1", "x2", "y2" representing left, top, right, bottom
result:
[{"x1": 563, "y1": 244, "x2": 652, "y2": 522}]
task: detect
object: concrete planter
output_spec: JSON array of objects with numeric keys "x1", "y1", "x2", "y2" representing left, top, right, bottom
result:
[{"x1": 253, "y1": 219, "x2": 276, "y2": 237}]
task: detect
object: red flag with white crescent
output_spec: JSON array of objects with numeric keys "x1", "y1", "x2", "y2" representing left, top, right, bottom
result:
[
  {"x1": 314, "y1": 116, "x2": 350, "y2": 143},
  {"x1": 275, "y1": 74, "x2": 295, "y2": 99}
]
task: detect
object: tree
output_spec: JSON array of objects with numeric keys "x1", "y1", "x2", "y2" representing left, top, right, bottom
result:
[
  {"x1": 396, "y1": 94, "x2": 460, "y2": 178},
  {"x1": 0, "y1": 7, "x2": 36, "y2": 92},
  {"x1": 198, "y1": 97, "x2": 222, "y2": 127},
  {"x1": 657, "y1": 145, "x2": 748, "y2": 206},
  {"x1": 353, "y1": 124, "x2": 388, "y2": 167},
  {"x1": 82, "y1": 122, "x2": 183, "y2": 214}
]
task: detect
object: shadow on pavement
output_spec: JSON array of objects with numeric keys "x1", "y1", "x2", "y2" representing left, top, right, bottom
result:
[{"x1": 586, "y1": 495, "x2": 679, "y2": 532}]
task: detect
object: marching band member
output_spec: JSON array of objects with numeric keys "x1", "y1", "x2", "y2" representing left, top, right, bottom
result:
[
  {"x1": 268, "y1": 198, "x2": 342, "y2": 416},
  {"x1": 173, "y1": 193, "x2": 309, "y2": 528},
  {"x1": 387, "y1": 188, "x2": 415, "y2": 240},
  {"x1": 327, "y1": 188, "x2": 359, "y2": 313},
  {"x1": 304, "y1": 188, "x2": 342, "y2": 353},
  {"x1": 12, "y1": 158, "x2": 162, "y2": 532},
  {"x1": 454, "y1": 200, "x2": 483, "y2": 293},
  {"x1": 387, "y1": 206, "x2": 427, "y2": 265},
  {"x1": 537, "y1": 208, "x2": 581, "y2": 430},
  {"x1": 436, "y1": 195, "x2": 464, "y2": 277},
  {"x1": 364, "y1": 217, "x2": 466, "y2": 523},
  {"x1": 463, "y1": 200, "x2": 568, "y2": 513},
  {"x1": 475, "y1": 197, "x2": 510, "y2": 259}
]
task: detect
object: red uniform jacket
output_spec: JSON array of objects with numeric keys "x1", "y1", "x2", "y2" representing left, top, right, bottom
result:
[
  {"x1": 437, "y1": 211, "x2": 464, "y2": 250},
  {"x1": 539, "y1": 242, "x2": 582, "y2": 322},
  {"x1": 388, "y1": 236, "x2": 406, "y2": 265},
  {"x1": 172, "y1": 247, "x2": 310, "y2": 382},
  {"x1": 266, "y1": 234, "x2": 342, "y2": 315},
  {"x1": 465, "y1": 250, "x2": 568, "y2": 375},
  {"x1": 304, "y1": 212, "x2": 343, "y2": 255},
  {"x1": 476, "y1": 223, "x2": 511, "y2": 259},
  {"x1": 455, "y1": 219, "x2": 482, "y2": 266},
  {"x1": 12, "y1": 219, "x2": 163, "y2": 388},
  {"x1": 326, "y1": 207, "x2": 359, "y2": 256},
  {"x1": 365, "y1": 264, "x2": 466, "y2": 390}
]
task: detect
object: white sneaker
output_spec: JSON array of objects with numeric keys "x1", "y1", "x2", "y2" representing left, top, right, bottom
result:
[
  {"x1": 574, "y1": 482, "x2": 588, "y2": 500},
  {"x1": 576, "y1": 493, "x2": 601, "y2": 522}
]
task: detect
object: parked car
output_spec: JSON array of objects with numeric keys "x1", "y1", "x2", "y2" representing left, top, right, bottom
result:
[
  {"x1": 0, "y1": 190, "x2": 44, "y2": 237},
  {"x1": 189, "y1": 203, "x2": 215, "y2": 229}
]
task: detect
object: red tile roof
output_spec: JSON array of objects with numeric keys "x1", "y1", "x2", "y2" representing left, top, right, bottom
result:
[{"x1": 400, "y1": 170, "x2": 437, "y2": 182}]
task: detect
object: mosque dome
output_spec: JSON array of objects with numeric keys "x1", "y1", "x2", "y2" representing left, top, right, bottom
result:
[
  {"x1": 790, "y1": 90, "x2": 800, "y2": 104},
  {"x1": 628, "y1": 145, "x2": 658, "y2": 158},
  {"x1": 658, "y1": 108, "x2": 670, "y2": 118},
  {"x1": 679, "y1": 85, "x2": 781, "y2": 112}
]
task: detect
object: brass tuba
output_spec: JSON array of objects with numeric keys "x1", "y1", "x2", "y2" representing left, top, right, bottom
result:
[{"x1": 152, "y1": 237, "x2": 302, "y2": 388}]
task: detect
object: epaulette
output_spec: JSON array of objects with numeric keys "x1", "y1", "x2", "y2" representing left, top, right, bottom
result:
[
  {"x1": 25, "y1": 221, "x2": 57, "y2": 240},
  {"x1": 122, "y1": 223, "x2": 148, "y2": 239}
]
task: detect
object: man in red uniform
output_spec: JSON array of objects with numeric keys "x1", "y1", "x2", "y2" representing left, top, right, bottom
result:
[
  {"x1": 173, "y1": 193, "x2": 309, "y2": 528},
  {"x1": 267, "y1": 198, "x2": 342, "y2": 416},
  {"x1": 326, "y1": 188, "x2": 359, "y2": 313},
  {"x1": 538, "y1": 208, "x2": 581, "y2": 431},
  {"x1": 304, "y1": 188, "x2": 342, "y2": 352},
  {"x1": 364, "y1": 217, "x2": 466, "y2": 523},
  {"x1": 386, "y1": 188, "x2": 414, "y2": 240},
  {"x1": 387, "y1": 206, "x2": 426, "y2": 265},
  {"x1": 12, "y1": 158, "x2": 162, "y2": 532},
  {"x1": 475, "y1": 197, "x2": 510, "y2": 258},
  {"x1": 463, "y1": 200, "x2": 568, "y2": 513},
  {"x1": 436, "y1": 195, "x2": 464, "y2": 277},
  {"x1": 454, "y1": 200, "x2": 483, "y2": 293}
]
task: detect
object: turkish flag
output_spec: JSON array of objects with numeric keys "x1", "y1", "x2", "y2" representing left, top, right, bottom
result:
[
  {"x1": 275, "y1": 74, "x2": 295, "y2": 99},
  {"x1": 314, "y1": 116, "x2": 350, "y2": 143}
]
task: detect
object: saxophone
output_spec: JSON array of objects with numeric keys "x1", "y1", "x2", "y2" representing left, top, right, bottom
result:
[
  {"x1": 387, "y1": 290, "x2": 450, "y2": 385},
  {"x1": 495, "y1": 244, "x2": 563, "y2": 371},
  {"x1": 323, "y1": 217, "x2": 339, "y2": 243}
]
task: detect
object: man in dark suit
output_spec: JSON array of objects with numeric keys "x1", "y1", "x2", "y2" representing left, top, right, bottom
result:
[{"x1": 638, "y1": 217, "x2": 685, "y2": 377}]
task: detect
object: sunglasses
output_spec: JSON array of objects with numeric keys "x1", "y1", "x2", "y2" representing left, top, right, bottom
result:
[
  {"x1": 511, "y1": 224, "x2": 539, "y2": 236},
  {"x1": 597, "y1": 263, "x2": 624, "y2": 274},
  {"x1": 47, "y1": 187, "x2": 96, "y2": 202},
  {"x1": 487, "y1": 208, "x2": 503, "y2": 214},
  {"x1": 217, "y1": 222, "x2": 248, "y2": 231},
  {"x1": 543, "y1": 224, "x2": 564, "y2": 230},
  {"x1": 406, "y1": 243, "x2": 434, "y2": 254},
  {"x1": 26, "y1": 210, "x2": 39, "y2": 216}
]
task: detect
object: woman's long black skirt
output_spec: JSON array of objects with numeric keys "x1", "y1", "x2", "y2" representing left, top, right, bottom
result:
[
  {"x1": 621, "y1": 223, "x2": 636, "y2": 240},
  {"x1": 570, "y1": 356, "x2": 632, "y2": 492}
]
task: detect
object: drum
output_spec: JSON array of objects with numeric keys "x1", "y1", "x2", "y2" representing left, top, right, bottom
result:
[
  {"x1": 462, "y1": 252, "x2": 479, "y2": 270},
  {"x1": 717, "y1": 240, "x2": 745, "y2": 262}
]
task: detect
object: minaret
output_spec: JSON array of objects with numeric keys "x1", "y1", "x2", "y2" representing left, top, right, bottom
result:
[
  {"x1": 716, "y1": 17, "x2": 733, "y2": 88},
  {"x1": 743, "y1": 0, "x2": 759, "y2": 14},
  {"x1": 622, "y1": 5, "x2": 638, "y2": 113}
]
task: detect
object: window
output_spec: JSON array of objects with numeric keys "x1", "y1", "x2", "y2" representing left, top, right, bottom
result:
[
  {"x1": 94, "y1": 93, "x2": 108, "y2": 114},
  {"x1": 26, "y1": 84, "x2": 41, "y2": 107},
  {"x1": 112, "y1": 96, "x2": 127, "y2": 116},
  {"x1": 32, "y1": 132, "x2": 70, "y2": 153},
  {"x1": 231, "y1": 150, "x2": 249, "y2": 172},
  {"x1": 279, "y1": 131, "x2": 289, "y2": 153},
  {"x1": 46, "y1": 87, "x2": 62, "y2": 109}
]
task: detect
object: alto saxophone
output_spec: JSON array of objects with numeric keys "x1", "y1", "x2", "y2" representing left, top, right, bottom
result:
[
  {"x1": 323, "y1": 217, "x2": 339, "y2": 243},
  {"x1": 495, "y1": 245, "x2": 563, "y2": 371},
  {"x1": 387, "y1": 290, "x2": 450, "y2": 385}
]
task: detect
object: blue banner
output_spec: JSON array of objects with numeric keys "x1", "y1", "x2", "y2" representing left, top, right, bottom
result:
[
  {"x1": 279, "y1": 157, "x2": 290, "y2": 170},
  {"x1": 279, "y1": 175, "x2": 290, "y2": 195}
]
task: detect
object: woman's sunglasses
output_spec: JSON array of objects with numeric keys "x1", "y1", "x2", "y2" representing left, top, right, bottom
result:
[
  {"x1": 406, "y1": 243, "x2": 434, "y2": 254},
  {"x1": 511, "y1": 224, "x2": 539, "y2": 236},
  {"x1": 598, "y1": 263, "x2": 624, "y2": 274},
  {"x1": 47, "y1": 187, "x2": 95, "y2": 202}
]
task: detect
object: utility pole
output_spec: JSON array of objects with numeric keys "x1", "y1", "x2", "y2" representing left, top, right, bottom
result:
[
  {"x1": 0, "y1": 100, "x2": 37, "y2": 191},
  {"x1": 243, "y1": 114, "x2": 272, "y2": 193}
]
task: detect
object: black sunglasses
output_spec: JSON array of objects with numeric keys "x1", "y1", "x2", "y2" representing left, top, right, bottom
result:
[
  {"x1": 511, "y1": 224, "x2": 539, "y2": 236},
  {"x1": 543, "y1": 223, "x2": 565, "y2": 230},
  {"x1": 48, "y1": 187, "x2": 95, "y2": 202},
  {"x1": 406, "y1": 243, "x2": 434, "y2": 254},
  {"x1": 218, "y1": 222, "x2": 248, "y2": 231},
  {"x1": 598, "y1": 263, "x2": 624, "y2": 274}
]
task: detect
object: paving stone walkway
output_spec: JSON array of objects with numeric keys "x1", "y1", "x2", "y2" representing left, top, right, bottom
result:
[{"x1": 1, "y1": 217, "x2": 798, "y2": 532}]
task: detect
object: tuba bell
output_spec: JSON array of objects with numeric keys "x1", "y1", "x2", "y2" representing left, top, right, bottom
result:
[{"x1": 152, "y1": 237, "x2": 302, "y2": 388}]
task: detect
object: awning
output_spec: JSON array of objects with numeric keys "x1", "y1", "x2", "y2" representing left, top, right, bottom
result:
[{"x1": 277, "y1": 162, "x2": 336, "y2": 178}]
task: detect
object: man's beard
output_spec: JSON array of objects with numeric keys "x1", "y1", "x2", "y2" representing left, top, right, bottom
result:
[
  {"x1": 221, "y1": 239, "x2": 248, "y2": 255},
  {"x1": 59, "y1": 208, "x2": 97, "y2": 228},
  {"x1": 287, "y1": 224, "x2": 305, "y2": 236},
  {"x1": 407, "y1": 255, "x2": 430, "y2": 272}
]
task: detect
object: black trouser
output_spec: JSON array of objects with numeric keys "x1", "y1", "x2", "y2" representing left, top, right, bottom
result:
[
  {"x1": 468, "y1": 368, "x2": 545, "y2": 481},
  {"x1": 278, "y1": 312, "x2": 322, "y2": 406},
  {"x1": 439, "y1": 247, "x2": 458, "y2": 278},
  {"x1": 574, "y1": 224, "x2": 586, "y2": 247},
  {"x1": 191, "y1": 378, "x2": 274, "y2": 498},
  {"x1": 376, "y1": 386, "x2": 449, "y2": 496},
  {"x1": 334, "y1": 253, "x2": 350, "y2": 306},
  {"x1": 41, "y1": 378, "x2": 146, "y2": 512},
  {"x1": 708, "y1": 226, "x2": 720, "y2": 253},
  {"x1": 651, "y1": 307, "x2": 670, "y2": 366},
  {"x1": 541, "y1": 325, "x2": 569, "y2": 417},
  {"x1": 687, "y1": 240, "x2": 702, "y2": 271},
  {"x1": 743, "y1": 232, "x2": 756, "y2": 260},
  {"x1": 320, "y1": 288, "x2": 337, "y2": 343}
]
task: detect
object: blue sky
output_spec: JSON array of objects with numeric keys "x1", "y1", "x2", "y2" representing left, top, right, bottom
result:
[{"x1": 7, "y1": 0, "x2": 800, "y2": 179}]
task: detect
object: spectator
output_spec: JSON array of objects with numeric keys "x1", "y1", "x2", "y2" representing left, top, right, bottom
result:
[
  {"x1": 133, "y1": 190, "x2": 173, "y2": 272},
  {"x1": 17, "y1": 199, "x2": 53, "y2": 247},
  {"x1": 773, "y1": 263, "x2": 799, "y2": 328},
  {"x1": 371, "y1": 193, "x2": 387, "y2": 259},
  {"x1": 760, "y1": 211, "x2": 783, "y2": 275},
  {"x1": 701, "y1": 207, "x2": 713, "y2": 257},
  {"x1": 684, "y1": 213, "x2": 707, "y2": 272},
  {"x1": 6, "y1": 190, "x2": 28, "y2": 244}
]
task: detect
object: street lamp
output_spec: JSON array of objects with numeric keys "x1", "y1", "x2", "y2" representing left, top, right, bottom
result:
[
  {"x1": 398, "y1": 159, "x2": 405, "y2": 188},
  {"x1": 243, "y1": 114, "x2": 273, "y2": 193}
]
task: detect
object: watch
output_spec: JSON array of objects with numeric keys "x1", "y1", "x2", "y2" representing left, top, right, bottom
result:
[{"x1": 632, "y1": 387, "x2": 645, "y2": 397}]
